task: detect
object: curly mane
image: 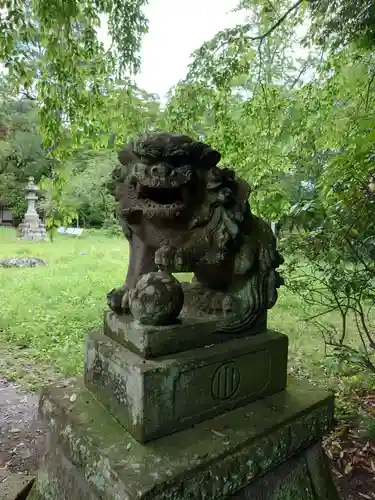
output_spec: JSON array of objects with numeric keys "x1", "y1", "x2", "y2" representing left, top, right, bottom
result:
[{"x1": 189, "y1": 165, "x2": 251, "y2": 257}]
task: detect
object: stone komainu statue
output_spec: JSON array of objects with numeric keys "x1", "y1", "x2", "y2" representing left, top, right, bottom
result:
[{"x1": 107, "y1": 132, "x2": 284, "y2": 333}]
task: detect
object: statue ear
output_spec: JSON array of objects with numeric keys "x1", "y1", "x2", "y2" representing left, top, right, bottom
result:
[
  {"x1": 200, "y1": 145, "x2": 221, "y2": 168},
  {"x1": 118, "y1": 148, "x2": 138, "y2": 166},
  {"x1": 191, "y1": 142, "x2": 221, "y2": 168}
]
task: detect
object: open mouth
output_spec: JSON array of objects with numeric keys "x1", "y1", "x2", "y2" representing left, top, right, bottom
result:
[{"x1": 136, "y1": 183, "x2": 186, "y2": 206}]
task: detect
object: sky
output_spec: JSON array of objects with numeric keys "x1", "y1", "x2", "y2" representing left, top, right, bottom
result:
[{"x1": 98, "y1": 0, "x2": 246, "y2": 98}]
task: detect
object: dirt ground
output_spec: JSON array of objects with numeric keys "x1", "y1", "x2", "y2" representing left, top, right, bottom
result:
[
  {"x1": 0, "y1": 379, "x2": 46, "y2": 475},
  {"x1": 0, "y1": 377, "x2": 374, "y2": 499}
]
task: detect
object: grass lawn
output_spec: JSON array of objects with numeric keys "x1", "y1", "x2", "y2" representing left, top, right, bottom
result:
[
  {"x1": 0, "y1": 227, "x2": 372, "y2": 404},
  {"x1": 0, "y1": 227, "x2": 129, "y2": 387}
]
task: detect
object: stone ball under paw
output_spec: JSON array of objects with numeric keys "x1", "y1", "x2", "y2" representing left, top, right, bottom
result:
[{"x1": 128, "y1": 272, "x2": 184, "y2": 325}]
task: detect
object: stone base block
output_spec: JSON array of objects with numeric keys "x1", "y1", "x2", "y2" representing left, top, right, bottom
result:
[
  {"x1": 0, "y1": 473, "x2": 34, "y2": 500},
  {"x1": 17, "y1": 220, "x2": 47, "y2": 241},
  {"x1": 231, "y1": 442, "x2": 339, "y2": 499},
  {"x1": 104, "y1": 311, "x2": 267, "y2": 358},
  {"x1": 28, "y1": 377, "x2": 338, "y2": 500},
  {"x1": 84, "y1": 329, "x2": 288, "y2": 442}
]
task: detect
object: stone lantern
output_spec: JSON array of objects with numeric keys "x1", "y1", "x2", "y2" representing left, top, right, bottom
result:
[{"x1": 17, "y1": 176, "x2": 47, "y2": 241}]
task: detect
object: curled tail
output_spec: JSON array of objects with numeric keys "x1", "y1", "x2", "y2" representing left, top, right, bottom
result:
[{"x1": 217, "y1": 220, "x2": 284, "y2": 335}]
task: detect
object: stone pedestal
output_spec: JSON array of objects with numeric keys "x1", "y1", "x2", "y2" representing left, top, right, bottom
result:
[
  {"x1": 17, "y1": 177, "x2": 47, "y2": 241},
  {"x1": 28, "y1": 378, "x2": 337, "y2": 500},
  {"x1": 85, "y1": 327, "x2": 288, "y2": 442},
  {"x1": 28, "y1": 314, "x2": 340, "y2": 499}
]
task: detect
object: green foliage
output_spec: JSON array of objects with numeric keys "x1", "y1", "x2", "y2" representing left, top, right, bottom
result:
[
  {"x1": 0, "y1": 0, "x2": 148, "y2": 148},
  {"x1": 278, "y1": 46, "x2": 375, "y2": 374},
  {"x1": 0, "y1": 1, "x2": 151, "y2": 229},
  {"x1": 56, "y1": 150, "x2": 117, "y2": 227},
  {"x1": 188, "y1": 0, "x2": 309, "y2": 88},
  {"x1": 162, "y1": 1, "x2": 319, "y2": 219},
  {"x1": 163, "y1": 2, "x2": 375, "y2": 225},
  {"x1": 163, "y1": 81, "x2": 299, "y2": 219},
  {"x1": 310, "y1": 0, "x2": 375, "y2": 50},
  {"x1": 359, "y1": 412, "x2": 375, "y2": 440},
  {"x1": 2, "y1": 0, "x2": 375, "y2": 231},
  {"x1": 39, "y1": 83, "x2": 162, "y2": 232},
  {"x1": 0, "y1": 73, "x2": 163, "y2": 232},
  {"x1": 101, "y1": 215, "x2": 122, "y2": 237},
  {"x1": 0, "y1": 80, "x2": 56, "y2": 221}
]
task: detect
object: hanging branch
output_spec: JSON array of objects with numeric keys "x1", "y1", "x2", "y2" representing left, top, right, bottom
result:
[{"x1": 189, "y1": 0, "x2": 305, "y2": 79}]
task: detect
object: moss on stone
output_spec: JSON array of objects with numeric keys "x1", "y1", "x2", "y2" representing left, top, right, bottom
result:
[
  {"x1": 85, "y1": 329, "x2": 288, "y2": 442},
  {"x1": 31, "y1": 376, "x2": 335, "y2": 500}
]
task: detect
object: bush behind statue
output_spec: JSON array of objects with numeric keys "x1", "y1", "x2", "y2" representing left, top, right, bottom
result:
[
  {"x1": 281, "y1": 197, "x2": 375, "y2": 377},
  {"x1": 102, "y1": 216, "x2": 123, "y2": 238}
]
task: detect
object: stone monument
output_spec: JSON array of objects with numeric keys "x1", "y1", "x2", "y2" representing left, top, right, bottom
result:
[
  {"x1": 28, "y1": 133, "x2": 339, "y2": 499},
  {"x1": 17, "y1": 176, "x2": 47, "y2": 241}
]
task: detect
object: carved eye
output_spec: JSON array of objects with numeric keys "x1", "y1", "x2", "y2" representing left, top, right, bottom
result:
[{"x1": 151, "y1": 164, "x2": 169, "y2": 176}]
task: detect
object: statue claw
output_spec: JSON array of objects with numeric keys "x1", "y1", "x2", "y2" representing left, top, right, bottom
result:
[{"x1": 107, "y1": 286, "x2": 126, "y2": 313}]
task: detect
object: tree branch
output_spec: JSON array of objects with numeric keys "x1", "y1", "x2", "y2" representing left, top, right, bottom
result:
[
  {"x1": 248, "y1": 0, "x2": 305, "y2": 43},
  {"x1": 290, "y1": 61, "x2": 309, "y2": 88},
  {"x1": 365, "y1": 60, "x2": 375, "y2": 111},
  {"x1": 19, "y1": 89, "x2": 36, "y2": 101},
  {"x1": 191, "y1": 0, "x2": 305, "y2": 73}
]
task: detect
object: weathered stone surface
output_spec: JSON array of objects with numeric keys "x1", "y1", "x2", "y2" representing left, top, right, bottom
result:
[
  {"x1": 104, "y1": 310, "x2": 274, "y2": 358},
  {"x1": 0, "y1": 473, "x2": 34, "y2": 500},
  {"x1": 30, "y1": 377, "x2": 335, "y2": 500},
  {"x1": 17, "y1": 177, "x2": 47, "y2": 242},
  {"x1": 231, "y1": 443, "x2": 340, "y2": 500},
  {"x1": 17, "y1": 221, "x2": 47, "y2": 241},
  {"x1": 29, "y1": 445, "x2": 340, "y2": 500},
  {"x1": 0, "y1": 258, "x2": 46, "y2": 268},
  {"x1": 107, "y1": 132, "x2": 284, "y2": 332},
  {"x1": 127, "y1": 272, "x2": 184, "y2": 326},
  {"x1": 84, "y1": 329, "x2": 288, "y2": 442},
  {"x1": 28, "y1": 445, "x2": 99, "y2": 500}
]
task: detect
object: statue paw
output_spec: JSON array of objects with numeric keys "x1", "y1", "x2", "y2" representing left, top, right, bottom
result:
[
  {"x1": 107, "y1": 286, "x2": 130, "y2": 314},
  {"x1": 128, "y1": 272, "x2": 184, "y2": 325}
]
